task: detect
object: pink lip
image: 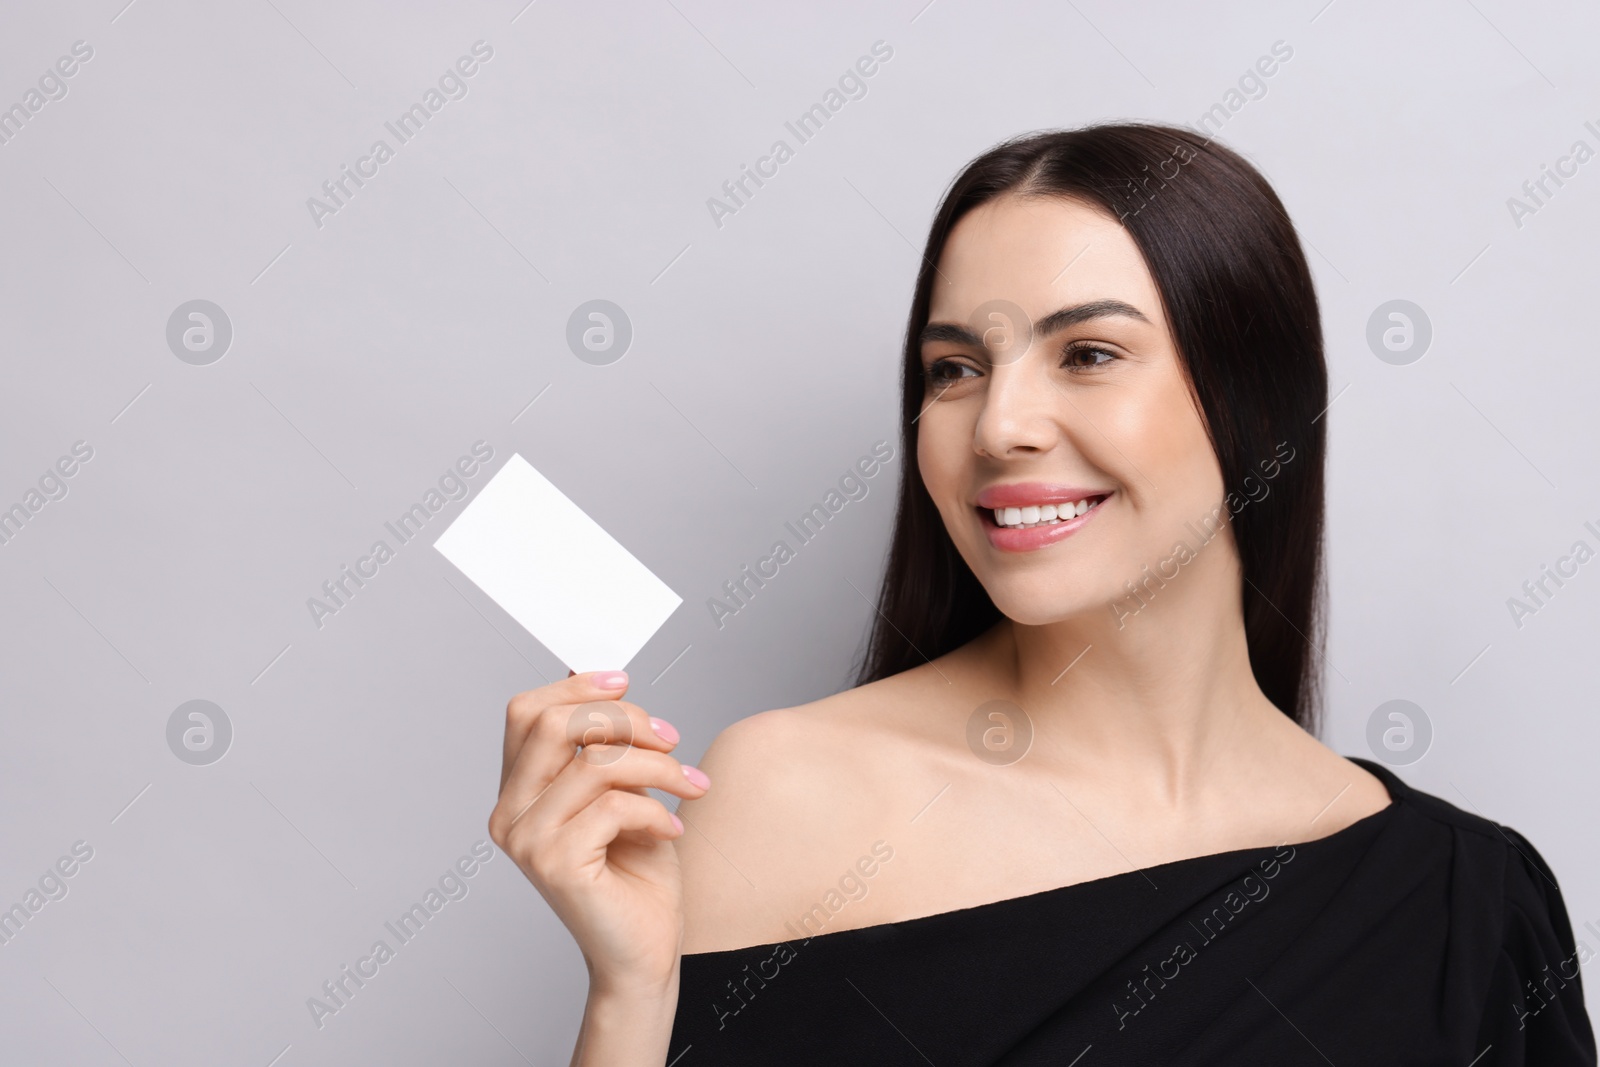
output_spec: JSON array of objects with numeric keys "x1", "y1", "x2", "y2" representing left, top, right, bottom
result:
[
  {"x1": 975, "y1": 482, "x2": 1111, "y2": 509},
  {"x1": 980, "y1": 492, "x2": 1111, "y2": 553}
]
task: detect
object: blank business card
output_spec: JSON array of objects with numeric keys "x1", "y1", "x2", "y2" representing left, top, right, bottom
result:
[{"x1": 434, "y1": 453, "x2": 682, "y2": 673}]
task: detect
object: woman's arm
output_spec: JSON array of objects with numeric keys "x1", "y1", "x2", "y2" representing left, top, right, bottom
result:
[
  {"x1": 488, "y1": 671, "x2": 709, "y2": 1066},
  {"x1": 570, "y1": 970, "x2": 681, "y2": 1066}
]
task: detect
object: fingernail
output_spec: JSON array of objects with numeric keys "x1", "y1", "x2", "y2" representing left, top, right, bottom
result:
[
  {"x1": 593, "y1": 671, "x2": 628, "y2": 690},
  {"x1": 670, "y1": 813, "x2": 684, "y2": 834},
  {"x1": 682, "y1": 764, "x2": 710, "y2": 790},
  {"x1": 650, "y1": 718, "x2": 680, "y2": 744}
]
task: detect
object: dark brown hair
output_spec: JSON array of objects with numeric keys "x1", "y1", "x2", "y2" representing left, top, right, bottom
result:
[{"x1": 856, "y1": 122, "x2": 1328, "y2": 731}]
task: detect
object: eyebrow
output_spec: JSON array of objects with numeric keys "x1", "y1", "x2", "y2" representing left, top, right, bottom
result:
[{"x1": 919, "y1": 299, "x2": 1152, "y2": 348}]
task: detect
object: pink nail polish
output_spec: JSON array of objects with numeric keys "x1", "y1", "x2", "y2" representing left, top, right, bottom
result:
[
  {"x1": 650, "y1": 718, "x2": 680, "y2": 744},
  {"x1": 682, "y1": 764, "x2": 710, "y2": 790},
  {"x1": 593, "y1": 671, "x2": 628, "y2": 690},
  {"x1": 670, "y1": 813, "x2": 684, "y2": 834}
]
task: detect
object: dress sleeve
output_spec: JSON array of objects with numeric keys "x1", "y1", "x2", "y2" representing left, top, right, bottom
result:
[{"x1": 1474, "y1": 826, "x2": 1597, "y2": 1065}]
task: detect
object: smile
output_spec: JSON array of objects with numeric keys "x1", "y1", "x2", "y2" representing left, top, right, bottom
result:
[
  {"x1": 987, "y1": 495, "x2": 1108, "y2": 529},
  {"x1": 972, "y1": 487, "x2": 1113, "y2": 553}
]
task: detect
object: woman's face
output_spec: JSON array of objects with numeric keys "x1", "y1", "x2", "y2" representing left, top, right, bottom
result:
[{"x1": 917, "y1": 193, "x2": 1230, "y2": 628}]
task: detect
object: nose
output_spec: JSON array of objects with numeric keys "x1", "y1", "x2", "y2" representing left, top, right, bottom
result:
[{"x1": 973, "y1": 360, "x2": 1062, "y2": 459}]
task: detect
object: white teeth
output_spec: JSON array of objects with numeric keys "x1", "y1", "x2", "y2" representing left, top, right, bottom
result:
[{"x1": 990, "y1": 496, "x2": 1102, "y2": 528}]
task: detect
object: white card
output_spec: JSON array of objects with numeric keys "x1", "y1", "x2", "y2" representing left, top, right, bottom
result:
[{"x1": 433, "y1": 453, "x2": 682, "y2": 673}]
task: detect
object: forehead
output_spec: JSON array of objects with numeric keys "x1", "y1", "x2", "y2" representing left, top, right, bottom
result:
[{"x1": 927, "y1": 194, "x2": 1164, "y2": 329}]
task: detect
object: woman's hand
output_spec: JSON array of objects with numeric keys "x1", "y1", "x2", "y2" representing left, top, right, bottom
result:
[{"x1": 488, "y1": 670, "x2": 709, "y2": 1002}]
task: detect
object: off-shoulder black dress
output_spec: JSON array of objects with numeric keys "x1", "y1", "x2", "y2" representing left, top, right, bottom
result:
[{"x1": 669, "y1": 759, "x2": 1595, "y2": 1065}]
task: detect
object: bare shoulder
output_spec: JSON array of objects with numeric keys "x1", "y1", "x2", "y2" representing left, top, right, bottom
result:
[
  {"x1": 676, "y1": 668, "x2": 943, "y2": 953},
  {"x1": 1262, "y1": 713, "x2": 1393, "y2": 839}
]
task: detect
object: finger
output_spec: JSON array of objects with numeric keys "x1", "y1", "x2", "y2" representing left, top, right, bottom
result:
[
  {"x1": 507, "y1": 790, "x2": 682, "y2": 889},
  {"x1": 499, "y1": 693, "x2": 679, "y2": 802},
  {"x1": 569, "y1": 790, "x2": 683, "y2": 846},
  {"x1": 501, "y1": 671, "x2": 639, "y2": 786},
  {"x1": 515, "y1": 745, "x2": 708, "y2": 834},
  {"x1": 492, "y1": 707, "x2": 687, "y2": 846}
]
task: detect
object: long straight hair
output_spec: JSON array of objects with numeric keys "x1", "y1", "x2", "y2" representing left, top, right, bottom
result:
[{"x1": 856, "y1": 123, "x2": 1328, "y2": 731}]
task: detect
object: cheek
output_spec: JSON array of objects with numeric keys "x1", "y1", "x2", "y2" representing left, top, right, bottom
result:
[
  {"x1": 1154, "y1": 392, "x2": 1226, "y2": 505},
  {"x1": 1086, "y1": 368, "x2": 1220, "y2": 505},
  {"x1": 915, "y1": 412, "x2": 966, "y2": 515}
]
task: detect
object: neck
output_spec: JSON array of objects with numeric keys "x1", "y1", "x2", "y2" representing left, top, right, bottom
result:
[{"x1": 980, "y1": 532, "x2": 1290, "y2": 802}]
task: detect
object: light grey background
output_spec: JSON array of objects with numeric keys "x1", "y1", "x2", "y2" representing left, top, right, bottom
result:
[{"x1": 2, "y1": 0, "x2": 1597, "y2": 1062}]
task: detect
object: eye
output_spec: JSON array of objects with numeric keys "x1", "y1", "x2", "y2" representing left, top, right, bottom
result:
[
  {"x1": 1062, "y1": 343, "x2": 1119, "y2": 371},
  {"x1": 924, "y1": 358, "x2": 981, "y2": 383}
]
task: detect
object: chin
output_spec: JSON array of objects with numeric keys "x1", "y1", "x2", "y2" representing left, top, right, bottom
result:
[{"x1": 982, "y1": 584, "x2": 1107, "y2": 629}]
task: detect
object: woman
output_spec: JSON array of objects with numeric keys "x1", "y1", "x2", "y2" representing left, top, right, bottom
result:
[{"x1": 489, "y1": 124, "x2": 1596, "y2": 1065}]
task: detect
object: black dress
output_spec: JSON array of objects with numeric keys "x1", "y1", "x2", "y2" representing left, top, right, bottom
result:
[{"x1": 669, "y1": 759, "x2": 1595, "y2": 1065}]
